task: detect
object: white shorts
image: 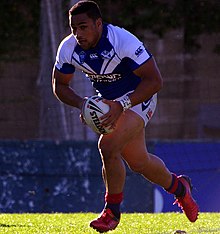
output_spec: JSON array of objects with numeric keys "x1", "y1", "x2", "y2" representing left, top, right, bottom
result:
[{"x1": 116, "y1": 92, "x2": 157, "y2": 126}]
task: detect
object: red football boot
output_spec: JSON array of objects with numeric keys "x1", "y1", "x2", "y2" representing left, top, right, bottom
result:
[
  {"x1": 173, "y1": 175, "x2": 199, "y2": 222},
  {"x1": 90, "y1": 208, "x2": 120, "y2": 233}
]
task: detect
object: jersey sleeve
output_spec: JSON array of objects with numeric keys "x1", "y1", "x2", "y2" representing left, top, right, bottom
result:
[
  {"x1": 111, "y1": 26, "x2": 152, "y2": 71},
  {"x1": 54, "y1": 36, "x2": 76, "y2": 74}
]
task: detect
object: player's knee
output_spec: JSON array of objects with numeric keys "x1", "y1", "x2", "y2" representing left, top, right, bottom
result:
[{"x1": 98, "y1": 137, "x2": 118, "y2": 160}]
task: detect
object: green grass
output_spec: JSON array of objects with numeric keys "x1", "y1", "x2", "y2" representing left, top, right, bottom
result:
[{"x1": 0, "y1": 212, "x2": 219, "y2": 234}]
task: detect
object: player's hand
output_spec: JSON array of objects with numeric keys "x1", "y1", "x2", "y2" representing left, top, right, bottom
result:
[
  {"x1": 100, "y1": 99, "x2": 123, "y2": 130},
  {"x1": 79, "y1": 113, "x2": 86, "y2": 125}
]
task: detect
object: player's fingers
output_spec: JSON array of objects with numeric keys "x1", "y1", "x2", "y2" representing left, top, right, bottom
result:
[
  {"x1": 79, "y1": 113, "x2": 86, "y2": 125},
  {"x1": 101, "y1": 115, "x2": 112, "y2": 127},
  {"x1": 102, "y1": 99, "x2": 111, "y2": 105},
  {"x1": 101, "y1": 113, "x2": 119, "y2": 128}
]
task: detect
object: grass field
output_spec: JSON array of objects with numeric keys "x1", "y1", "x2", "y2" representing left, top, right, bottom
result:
[{"x1": 0, "y1": 212, "x2": 219, "y2": 234}]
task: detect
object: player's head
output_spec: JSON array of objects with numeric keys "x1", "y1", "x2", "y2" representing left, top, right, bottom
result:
[
  {"x1": 69, "y1": 0, "x2": 102, "y2": 21},
  {"x1": 69, "y1": 1, "x2": 103, "y2": 50}
]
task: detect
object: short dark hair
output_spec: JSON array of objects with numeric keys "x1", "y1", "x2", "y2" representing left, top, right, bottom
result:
[{"x1": 69, "y1": 0, "x2": 102, "y2": 21}]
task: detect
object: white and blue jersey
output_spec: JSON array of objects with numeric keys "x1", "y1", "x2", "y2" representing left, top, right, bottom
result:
[{"x1": 55, "y1": 23, "x2": 152, "y2": 100}]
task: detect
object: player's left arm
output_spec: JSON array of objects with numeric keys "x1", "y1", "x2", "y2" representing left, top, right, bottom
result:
[
  {"x1": 101, "y1": 57, "x2": 162, "y2": 128},
  {"x1": 129, "y1": 57, "x2": 163, "y2": 107}
]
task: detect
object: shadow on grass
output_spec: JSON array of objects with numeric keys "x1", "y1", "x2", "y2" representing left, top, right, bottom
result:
[{"x1": 0, "y1": 223, "x2": 27, "y2": 228}]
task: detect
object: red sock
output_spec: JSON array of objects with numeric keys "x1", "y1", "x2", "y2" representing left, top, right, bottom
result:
[
  {"x1": 105, "y1": 192, "x2": 123, "y2": 219},
  {"x1": 165, "y1": 173, "x2": 185, "y2": 197},
  {"x1": 105, "y1": 192, "x2": 123, "y2": 204}
]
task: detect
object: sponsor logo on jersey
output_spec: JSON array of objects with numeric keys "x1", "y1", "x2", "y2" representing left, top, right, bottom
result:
[
  {"x1": 79, "y1": 51, "x2": 86, "y2": 64},
  {"x1": 86, "y1": 73, "x2": 122, "y2": 82},
  {"x1": 135, "y1": 46, "x2": 144, "y2": 57},
  {"x1": 90, "y1": 53, "x2": 99, "y2": 60}
]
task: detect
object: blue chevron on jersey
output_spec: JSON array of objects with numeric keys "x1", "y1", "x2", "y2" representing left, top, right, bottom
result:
[{"x1": 55, "y1": 23, "x2": 152, "y2": 100}]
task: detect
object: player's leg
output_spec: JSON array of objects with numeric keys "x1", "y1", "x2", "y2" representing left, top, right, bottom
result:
[
  {"x1": 122, "y1": 130, "x2": 199, "y2": 222},
  {"x1": 121, "y1": 129, "x2": 172, "y2": 188},
  {"x1": 98, "y1": 140, "x2": 125, "y2": 195},
  {"x1": 90, "y1": 109, "x2": 145, "y2": 232},
  {"x1": 98, "y1": 109, "x2": 146, "y2": 191}
]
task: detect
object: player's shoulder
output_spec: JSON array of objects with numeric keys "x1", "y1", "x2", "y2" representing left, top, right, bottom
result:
[
  {"x1": 106, "y1": 24, "x2": 135, "y2": 42},
  {"x1": 107, "y1": 24, "x2": 142, "y2": 48},
  {"x1": 106, "y1": 23, "x2": 145, "y2": 58},
  {"x1": 57, "y1": 34, "x2": 77, "y2": 54}
]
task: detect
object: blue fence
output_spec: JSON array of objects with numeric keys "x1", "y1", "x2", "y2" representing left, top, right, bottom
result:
[
  {"x1": 0, "y1": 140, "x2": 219, "y2": 213},
  {"x1": 0, "y1": 140, "x2": 153, "y2": 213},
  {"x1": 154, "y1": 141, "x2": 220, "y2": 212}
]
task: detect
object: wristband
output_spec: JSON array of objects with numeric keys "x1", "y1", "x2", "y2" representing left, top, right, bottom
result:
[{"x1": 119, "y1": 95, "x2": 132, "y2": 111}]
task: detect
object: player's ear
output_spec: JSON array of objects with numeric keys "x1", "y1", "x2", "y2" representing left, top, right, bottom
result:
[{"x1": 96, "y1": 18, "x2": 102, "y2": 28}]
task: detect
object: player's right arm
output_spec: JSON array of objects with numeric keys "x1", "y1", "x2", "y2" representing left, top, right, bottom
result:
[
  {"x1": 52, "y1": 67, "x2": 84, "y2": 110},
  {"x1": 52, "y1": 35, "x2": 85, "y2": 110}
]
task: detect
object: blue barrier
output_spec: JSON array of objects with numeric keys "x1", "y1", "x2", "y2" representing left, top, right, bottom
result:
[
  {"x1": 0, "y1": 140, "x2": 153, "y2": 213},
  {"x1": 0, "y1": 140, "x2": 219, "y2": 213},
  {"x1": 154, "y1": 141, "x2": 220, "y2": 212}
]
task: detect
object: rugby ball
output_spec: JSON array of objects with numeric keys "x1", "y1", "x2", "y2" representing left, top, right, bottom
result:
[{"x1": 82, "y1": 95, "x2": 113, "y2": 135}]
